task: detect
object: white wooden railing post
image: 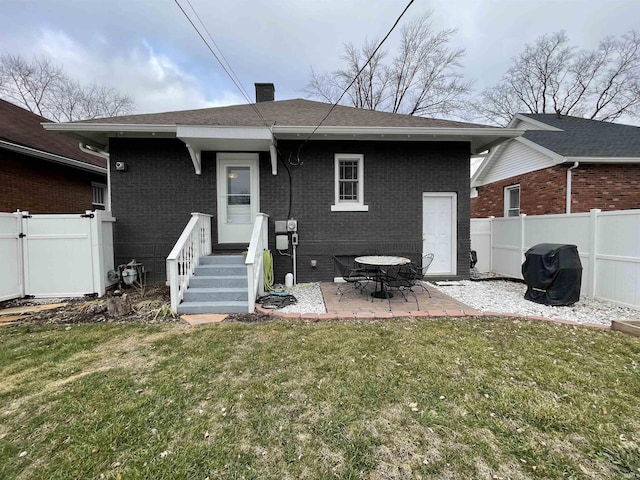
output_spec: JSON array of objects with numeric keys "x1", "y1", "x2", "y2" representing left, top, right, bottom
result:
[
  {"x1": 167, "y1": 212, "x2": 213, "y2": 313},
  {"x1": 588, "y1": 209, "x2": 601, "y2": 300},
  {"x1": 245, "y1": 213, "x2": 269, "y2": 313}
]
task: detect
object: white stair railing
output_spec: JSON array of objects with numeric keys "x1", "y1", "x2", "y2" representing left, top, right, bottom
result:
[
  {"x1": 245, "y1": 213, "x2": 269, "y2": 313},
  {"x1": 167, "y1": 213, "x2": 212, "y2": 313}
]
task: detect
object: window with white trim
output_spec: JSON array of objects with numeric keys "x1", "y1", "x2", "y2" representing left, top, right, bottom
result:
[
  {"x1": 92, "y1": 183, "x2": 106, "y2": 210},
  {"x1": 504, "y1": 184, "x2": 520, "y2": 217},
  {"x1": 331, "y1": 154, "x2": 368, "y2": 211}
]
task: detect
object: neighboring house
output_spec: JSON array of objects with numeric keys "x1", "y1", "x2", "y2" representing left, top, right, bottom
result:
[
  {"x1": 471, "y1": 113, "x2": 640, "y2": 218},
  {"x1": 0, "y1": 99, "x2": 107, "y2": 213},
  {"x1": 44, "y1": 83, "x2": 521, "y2": 291}
]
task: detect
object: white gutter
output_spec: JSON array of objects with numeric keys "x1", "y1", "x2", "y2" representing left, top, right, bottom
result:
[
  {"x1": 42, "y1": 123, "x2": 177, "y2": 133},
  {"x1": 79, "y1": 143, "x2": 109, "y2": 159},
  {"x1": 0, "y1": 139, "x2": 106, "y2": 174},
  {"x1": 566, "y1": 162, "x2": 579, "y2": 214},
  {"x1": 565, "y1": 156, "x2": 640, "y2": 163},
  {"x1": 272, "y1": 125, "x2": 524, "y2": 137}
]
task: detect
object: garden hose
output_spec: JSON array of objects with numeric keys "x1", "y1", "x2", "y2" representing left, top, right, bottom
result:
[{"x1": 263, "y1": 249, "x2": 274, "y2": 292}]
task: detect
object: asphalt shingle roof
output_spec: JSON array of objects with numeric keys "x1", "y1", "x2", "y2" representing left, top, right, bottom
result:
[
  {"x1": 0, "y1": 99, "x2": 106, "y2": 168},
  {"x1": 77, "y1": 98, "x2": 488, "y2": 129},
  {"x1": 521, "y1": 113, "x2": 640, "y2": 157}
]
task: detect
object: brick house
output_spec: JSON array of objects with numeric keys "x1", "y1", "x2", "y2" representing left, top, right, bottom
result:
[
  {"x1": 44, "y1": 84, "x2": 520, "y2": 311},
  {"x1": 471, "y1": 113, "x2": 640, "y2": 218},
  {"x1": 0, "y1": 99, "x2": 107, "y2": 213}
]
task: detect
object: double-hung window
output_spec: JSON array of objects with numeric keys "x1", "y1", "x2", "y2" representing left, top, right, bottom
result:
[
  {"x1": 92, "y1": 182, "x2": 106, "y2": 210},
  {"x1": 331, "y1": 154, "x2": 368, "y2": 211},
  {"x1": 504, "y1": 184, "x2": 520, "y2": 217}
]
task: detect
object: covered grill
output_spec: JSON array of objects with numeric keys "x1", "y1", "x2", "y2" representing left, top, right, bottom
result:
[{"x1": 521, "y1": 244, "x2": 582, "y2": 306}]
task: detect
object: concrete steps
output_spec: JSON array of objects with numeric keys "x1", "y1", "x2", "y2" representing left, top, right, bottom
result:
[{"x1": 177, "y1": 255, "x2": 249, "y2": 314}]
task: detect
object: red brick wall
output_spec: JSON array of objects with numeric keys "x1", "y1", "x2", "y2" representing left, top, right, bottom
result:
[
  {"x1": 0, "y1": 149, "x2": 105, "y2": 213},
  {"x1": 471, "y1": 163, "x2": 640, "y2": 217},
  {"x1": 571, "y1": 164, "x2": 640, "y2": 212}
]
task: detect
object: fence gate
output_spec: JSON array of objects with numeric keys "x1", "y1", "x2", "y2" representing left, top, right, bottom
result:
[
  {"x1": 0, "y1": 213, "x2": 22, "y2": 301},
  {"x1": 22, "y1": 214, "x2": 96, "y2": 297},
  {"x1": 0, "y1": 211, "x2": 116, "y2": 301}
]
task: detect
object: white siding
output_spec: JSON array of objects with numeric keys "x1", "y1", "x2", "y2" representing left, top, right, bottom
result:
[{"x1": 479, "y1": 139, "x2": 555, "y2": 185}]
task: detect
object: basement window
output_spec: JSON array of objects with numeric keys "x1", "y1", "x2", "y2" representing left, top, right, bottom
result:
[
  {"x1": 504, "y1": 184, "x2": 520, "y2": 217},
  {"x1": 331, "y1": 154, "x2": 368, "y2": 212}
]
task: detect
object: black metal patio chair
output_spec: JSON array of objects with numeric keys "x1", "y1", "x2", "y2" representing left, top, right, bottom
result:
[
  {"x1": 379, "y1": 263, "x2": 421, "y2": 311},
  {"x1": 414, "y1": 253, "x2": 434, "y2": 297},
  {"x1": 333, "y1": 256, "x2": 370, "y2": 301}
]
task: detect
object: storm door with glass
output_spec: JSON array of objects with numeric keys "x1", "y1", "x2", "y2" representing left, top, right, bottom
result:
[{"x1": 216, "y1": 153, "x2": 259, "y2": 244}]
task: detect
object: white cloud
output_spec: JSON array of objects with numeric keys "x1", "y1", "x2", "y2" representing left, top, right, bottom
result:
[{"x1": 29, "y1": 29, "x2": 244, "y2": 114}]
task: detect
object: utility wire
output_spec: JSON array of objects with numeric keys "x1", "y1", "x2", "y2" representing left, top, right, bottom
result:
[
  {"x1": 184, "y1": 0, "x2": 253, "y2": 105},
  {"x1": 174, "y1": 0, "x2": 271, "y2": 129},
  {"x1": 300, "y1": 0, "x2": 415, "y2": 146}
]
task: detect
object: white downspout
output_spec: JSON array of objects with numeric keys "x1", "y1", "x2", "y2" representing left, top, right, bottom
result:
[
  {"x1": 79, "y1": 143, "x2": 111, "y2": 212},
  {"x1": 566, "y1": 162, "x2": 579, "y2": 214}
]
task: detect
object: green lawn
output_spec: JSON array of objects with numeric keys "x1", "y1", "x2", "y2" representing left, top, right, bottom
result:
[{"x1": 1, "y1": 318, "x2": 639, "y2": 479}]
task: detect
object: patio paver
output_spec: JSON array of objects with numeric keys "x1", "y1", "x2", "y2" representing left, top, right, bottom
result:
[{"x1": 320, "y1": 281, "x2": 469, "y2": 316}]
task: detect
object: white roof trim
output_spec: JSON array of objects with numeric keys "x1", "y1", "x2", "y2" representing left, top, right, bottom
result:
[
  {"x1": 0, "y1": 139, "x2": 106, "y2": 174},
  {"x1": 272, "y1": 125, "x2": 523, "y2": 136},
  {"x1": 42, "y1": 122, "x2": 523, "y2": 156},
  {"x1": 42, "y1": 123, "x2": 177, "y2": 133},
  {"x1": 516, "y1": 136, "x2": 566, "y2": 163},
  {"x1": 508, "y1": 114, "x2": 563, "y2": 131},
  {"x1": 564, "y1": 156, "x2": 640, "y2": 163},
  {"x1": 471, "y1": 136, "x2": 564, "y2": 187}
]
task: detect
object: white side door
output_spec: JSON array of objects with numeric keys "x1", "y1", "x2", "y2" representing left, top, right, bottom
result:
[
  {"x1": 216, "y1": 153, "x2": 260, "y2": 244},
  {"x1": 423, "y1": 193, "x2": 457, "y2": 275}
]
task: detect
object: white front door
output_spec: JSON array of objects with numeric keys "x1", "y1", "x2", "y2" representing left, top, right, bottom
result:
[
  {"x1": 217, "y1": 153, "x2": 260, "y2": 244},
  {"x1": 423, "y1": 193, "x2": 457, "y2": 275}
]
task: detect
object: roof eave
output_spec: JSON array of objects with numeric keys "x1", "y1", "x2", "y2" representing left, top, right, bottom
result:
[
  {"x1": 42, "y1": 122, "x2": 178, "y2": 150},
  {"x1": 42, "y1": 122, "x2": 524, "y2": 155},
  {"x1": 273, "y1": 126, "x2": 524, "y2": 154},
  {"x1": 0, "y1": 139, "x2": 106, "y2": 174},
  {"x1": 564, "y1": 156, "x2": 640, "y2": 163}
]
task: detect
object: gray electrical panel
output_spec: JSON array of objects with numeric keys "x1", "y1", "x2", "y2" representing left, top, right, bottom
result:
[{"x1": 275, "y1": 221, "x2": 287, "y2": 233}]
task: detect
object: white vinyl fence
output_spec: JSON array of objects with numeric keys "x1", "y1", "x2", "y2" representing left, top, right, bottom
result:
[
  {"x1": 471, "y1": 209, "x2": 640, "y2": 309},
  {"x1": 0, "y1": 210, "x2": 116, "y2": 301}
]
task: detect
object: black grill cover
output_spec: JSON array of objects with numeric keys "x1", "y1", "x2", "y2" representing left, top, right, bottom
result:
[{"x1": 522, "y1": 243, "x2": 582, "y2": 306}]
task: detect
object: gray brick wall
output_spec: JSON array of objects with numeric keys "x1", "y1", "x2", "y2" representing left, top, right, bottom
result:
[
  {"x1": 262, "y1": 141, "x2": 470, "y2": 283},
  {"x1": 109, "y1": 138, "x2": 470, "y2": 283},
  {"x1": 109, "y1": 138, "x2": 217, "y2": 281}
]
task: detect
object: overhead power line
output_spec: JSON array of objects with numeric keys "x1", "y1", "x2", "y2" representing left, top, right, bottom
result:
[
  {"x1": 174, "y1": 0, "x2": 270, "y2": 128},
  {"x1": 301, "y1": 0, "x2": 415, "y2": 145}
]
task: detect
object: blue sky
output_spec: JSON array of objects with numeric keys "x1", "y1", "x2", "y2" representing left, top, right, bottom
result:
[{"x1": 1, "y1": 0, "x2": 639, "y2": 117}]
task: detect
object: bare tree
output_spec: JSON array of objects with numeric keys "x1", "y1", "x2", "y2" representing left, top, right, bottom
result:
[
  {"x1": 474, "y1": 31, "x2": 640, "y2": 125},
  {"x1": 305, "y1": 12, "x2": 472, "y2": 118},
  {"x1": 0, "y1": 53, "x2": 134, "y2": 121}
]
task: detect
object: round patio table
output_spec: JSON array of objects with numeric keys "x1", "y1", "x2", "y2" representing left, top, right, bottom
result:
[{"x1": 355, "y1": 255, "x2": 411, "y2": 298}]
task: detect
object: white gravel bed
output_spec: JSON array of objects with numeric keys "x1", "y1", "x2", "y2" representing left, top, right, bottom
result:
[
  {"x1": 431, "y1": 279, "x2": 640, "y2": 326},
  {"x1": 267, "y1": 280, "x2": 640, "y2": 326},
  {"x1": 276, "y1": 283, "x2": 327, "y2": 314}
]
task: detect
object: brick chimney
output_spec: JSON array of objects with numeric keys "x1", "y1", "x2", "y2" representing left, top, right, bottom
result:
[{"x1": 255, "y1": 83, "x2": 275, "y2": 103}]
